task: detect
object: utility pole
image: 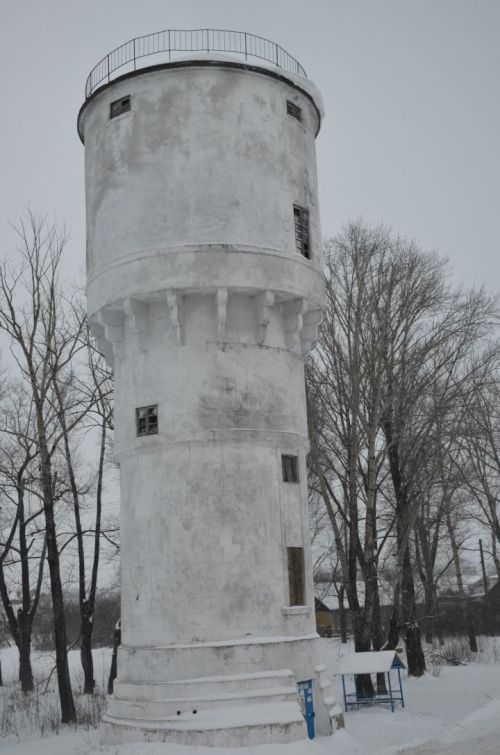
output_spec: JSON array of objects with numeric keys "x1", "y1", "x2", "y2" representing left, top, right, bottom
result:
[{"x1": 479, "y1": 538, "x2": 494, "y2": 635}]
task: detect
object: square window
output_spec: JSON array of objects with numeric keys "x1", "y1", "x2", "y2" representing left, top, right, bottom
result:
[
  {"x1": 287, "y1": 100, "x2": 302, "y2": 121},
  {"x1": 293, "y1": 205, "x2": 310, "y2": 259},
  {"x1": 287, "y1": 547, "x2": 305, "y2": 606},
  {"x1": 110, "y1": 96, "x2": 131, "y2": 119},
  {"x1": 282, "y1": 454, "x2": 299, "y2": 483},
  {"x1": 136, "y1": 405, "x2": 158, "y2": 436}
]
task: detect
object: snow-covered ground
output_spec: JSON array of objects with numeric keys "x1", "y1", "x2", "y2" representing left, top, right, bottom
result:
[{"x1": 1, "y1": 639, "x2": 500, "y2": 755}]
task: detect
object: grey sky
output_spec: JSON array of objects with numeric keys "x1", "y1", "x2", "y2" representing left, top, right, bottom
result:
[{"x1": 0, "y1": 0, "x2": 498, "y2": 289}]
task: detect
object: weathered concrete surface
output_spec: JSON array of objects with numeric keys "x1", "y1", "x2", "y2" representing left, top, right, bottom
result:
[{"x1": 80, "y1": 53, "x2": 342, "y2": 745}]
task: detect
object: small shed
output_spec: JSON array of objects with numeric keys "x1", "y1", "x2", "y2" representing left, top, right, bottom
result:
[
  {"x1": 315, "y1": 597, "x2": 335, "y2": 636},
  {"x1": 334, "y1": 651, "x2": 405, "y2": 713}
]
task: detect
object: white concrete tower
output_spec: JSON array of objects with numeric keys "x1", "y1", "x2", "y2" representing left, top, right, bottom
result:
[{"x1": 78, "y1": 30, "x2": 342, "y2": 746}]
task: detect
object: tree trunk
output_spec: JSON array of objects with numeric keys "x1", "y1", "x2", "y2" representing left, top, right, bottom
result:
[
  {"x1": 338, "y1": 585, "x2": 348, "y2": 643},
  {"x1": 405, "y1": 622, "x2": 426, "y2": 676},
  {"x1": 383, "y1": 416, "x2": 426, "y2": 676},
  {"x1": 401, "y1": 547, "x2": 426, "y2": 676},
  {"x1": 479, "y1": 538, "x2": 494, "y2": 636},
  {"x1": 17, "y1": 611, "x2": 34, "y2": 692},
  {"x1": 18, "y1": 637, "x2": 34, "y2": 693},
  {"x1": 352, "y1": 609, "x2": 375, "y2": 697},
  {"x1": 81, "y1": 602, "x2": 95, "y2": 694},
  {"x1": 447, "y1": 513, "x2": 477, "y2": 653},
  {"x1": 108, "y1": 620, "x2": 121, "y2": 695},
  {"x1": 423, "y1": 582, "x2": 434, "y2": 645},
  {"x1": 372, "y1": 582, "x2": 387, "y2": 694},
  {"x1": 38, "y1": 418, "x2": 76, "y2": 722},
  {"x1": 433, "y1": 588, "x2": 444, "y2": 646}
]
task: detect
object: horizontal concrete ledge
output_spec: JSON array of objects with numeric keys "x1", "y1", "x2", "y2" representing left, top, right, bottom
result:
[
  {"x1": 281, "y1": 606, "x2": 312, "y2": 617},
  {"x1": 115, "y1": 429, "x2": 310, "y2": 457},
  {"x1": 124, "y1": 633, "x2": 319, "y2": 651},
  {"x1": 87, "y1": 242, "x2": 323, "y2": 284},
  {"x1": 87, "y1": 244, "x2": 325, "y2": 318},
  {"x1": 122, "y1": 669, "x2": 296, "y2": 686},
  {"x1": 102, "y1": 700, "x2": 304, "y2": 730}
]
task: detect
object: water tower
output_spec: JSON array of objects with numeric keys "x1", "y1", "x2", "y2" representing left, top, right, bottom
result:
[{"x1": 78, "y1": 29, "x2": 342, "y2": 746}]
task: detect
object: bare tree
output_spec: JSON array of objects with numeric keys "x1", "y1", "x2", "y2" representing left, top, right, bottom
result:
[
  {"x1": 308, "y1": 220, "x2": 496, "y2": 678},
  {"x1": 53, "y1": 332, "x2": 113, "y2": 693},
  {"x1": 307, "y1": 222, "x2": 394, "y2": 692},
  {"x1": 0, "y1": 211, "x2": 83, "y2": 721},
  {"x1": 0, "y1": 383, "x2": 47, "y2": 691}
]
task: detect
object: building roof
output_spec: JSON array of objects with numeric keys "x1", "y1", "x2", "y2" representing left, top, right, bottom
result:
[
  {"x1": 334, "y1": 651, "x2": 405, "y2": 675},
  {"x1": 314, "y1": 597, "x2": 333, "y2": 612}
]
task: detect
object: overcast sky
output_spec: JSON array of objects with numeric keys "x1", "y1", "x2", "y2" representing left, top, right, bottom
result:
[{"x1": 1, "y1": 0, "x2": 498, "y2": 290}]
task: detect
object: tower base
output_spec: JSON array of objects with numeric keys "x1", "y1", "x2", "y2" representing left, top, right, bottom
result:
[{"x1": 101, "y1": 635, "x2": 343, "y2": 746}]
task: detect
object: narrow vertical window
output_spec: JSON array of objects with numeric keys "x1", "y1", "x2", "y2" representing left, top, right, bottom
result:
[
  {"x1": 136, "y1": 405, "x2": 158, "y2": 436},
  {"x1": 293, "y1": 205, "x2": 310, "y2": 259},
  {"x1": 287, "y1": 100, "x2": 302, "y2": 121},
  {"x1": 110, "y1": 96, "x2": 131, "y2": 119},
  {"x1": 288, "y1": 547, "x2": 305, "y2": 606},
  {"x1": 282, "y1": 454, "x2": 299, "y2": 483}
]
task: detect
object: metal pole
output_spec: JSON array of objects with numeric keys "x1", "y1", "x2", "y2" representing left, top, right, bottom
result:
[
  {"x1": 341, "y1": 675, "x2": 348, "y2": 712},
  {"x1": 398, "y1": 667, "x2": 405, "y2": 708},
  {"x1": 107, "y1": 54, "x2": 110, "y2": 83},
  {"x1": 244, "y1": 32, "x2": 247, "y2": 60},
  {"x1": 168, "y1": 29, "x2": 171, "y2": 60},
  {"x1": 133, "y1": 38, "x2": 136, "y2": 70},
  {"x1": 387, "y1": 672, "x2": 395, "y2": 712}
]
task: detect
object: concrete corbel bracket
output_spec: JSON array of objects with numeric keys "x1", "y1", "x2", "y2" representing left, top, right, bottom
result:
[
  {"x1": 124, "y1": 298, "x2": 149, "y2": 333},
  {"x1": 88, "y1": 317, "x2": 115, "y2": 368},
  {"x1": 166, "y1": 289, "x2": 184, "y2": 344},
  {"x1": 217, "y1": 287, "x2": 228, "y2": 343},
  {"x1": 300, "y1": 307, "x2": 323, "y2": 356},
  {"x1": 257, "y1": 290, "x2": 275, "y2": 345},
  {"x1": 283, "y1": 298, "x2": 306, "y2": 351},
  {"x1": 98, "y1": 308, "x2": 125, "y2": 361}
]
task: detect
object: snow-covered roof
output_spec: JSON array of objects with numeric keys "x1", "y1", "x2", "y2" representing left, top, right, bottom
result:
[{"x1": 334, "y1": 651, "x2": 405, "y2": 675}]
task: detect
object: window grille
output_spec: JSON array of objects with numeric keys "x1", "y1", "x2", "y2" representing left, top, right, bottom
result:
[
  {"x1": 282, "y1": 454, "x2": 299, "y2": 483},
  {"x1": 110, "y1": 96, "x2": 131, "y2": 119},
  {"x1": 287, "y1": 547, "x2": 305, "y2": 606},
  {"x1": 293, "y1": 205, "x2": 310, "y2": 258},
  {"x1": 287, "y1": 100, "x2": 302, "y2": 121},
  {"x1": 136, "y1": 405, "x2": 158, "y2": 436}
]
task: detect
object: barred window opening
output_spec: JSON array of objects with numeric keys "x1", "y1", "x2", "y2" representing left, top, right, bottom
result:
[
  {"x1": 287, "y1": 547, "x2": 305, "y2": 606},
  {"x1": 282, "y1": 454, "x2": 299, "y2": 483},
  {"x1": 110, "y1": 96, "x2": 131, "y2": 119},
  {"x1": 293, "y1": 205, "x2": 310, "y2": 259},
  {"x1": 287, "y1": 100, "x2": 302, "y2": 121},
  {"x1": 136, "y1": 405, "x2": 158, "y2": 436}
]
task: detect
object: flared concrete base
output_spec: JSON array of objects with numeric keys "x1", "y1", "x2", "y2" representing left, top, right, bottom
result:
[
  {"x1": 102, "y1": 667, "x2": 307, "y2": 746},
  {"x1": 101, "y1": 700, "x2": 306, "y2": 747},
  {"x1": 101, "y1": 636, "x2": 344, "y2": 746}
]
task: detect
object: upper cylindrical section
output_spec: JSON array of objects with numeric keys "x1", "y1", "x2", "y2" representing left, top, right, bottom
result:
[{"x1": 79, "y1": 45, "x2": 325, "y2": 319}]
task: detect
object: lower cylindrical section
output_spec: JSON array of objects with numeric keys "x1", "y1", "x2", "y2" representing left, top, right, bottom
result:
[{"x1": 119, "y1": 438, "x2": 314, "y2": 647}]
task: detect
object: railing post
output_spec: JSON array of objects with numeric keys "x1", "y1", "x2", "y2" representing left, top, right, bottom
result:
[
  {"x1": 206, "y1": 29, "x2": 209, "y2": 53},
  {"x1": 275, "y1": 44, "x2": 279, "y2": 67},
  {"x1": 168, "y1": 29, "x2": 171, "y2": 60},
  {"x1": 244, "y1": 32, "x2": 247, "y2": 60},
  {"x1": 133, "y1": 38, "x2": 136, "y2": 70},
  {"x1": 107, "y1": 54, "x2": 110, "y2": 82}
]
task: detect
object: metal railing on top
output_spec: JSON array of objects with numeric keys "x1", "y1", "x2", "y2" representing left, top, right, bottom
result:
[{"x1": 84, "y1": 29, "x2": 307, "y2": 99}]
